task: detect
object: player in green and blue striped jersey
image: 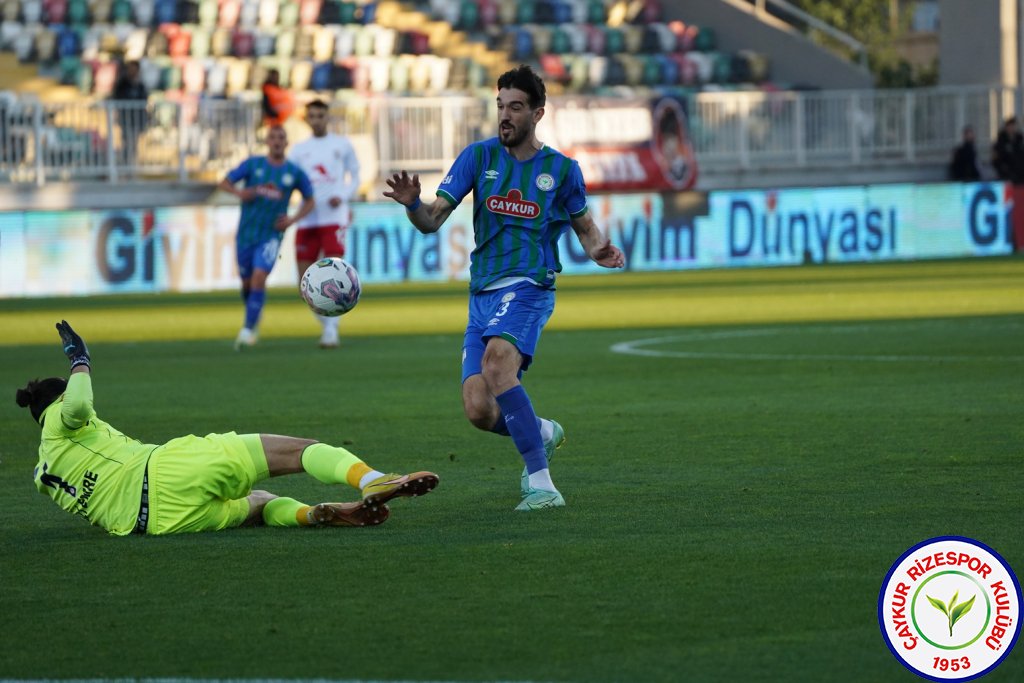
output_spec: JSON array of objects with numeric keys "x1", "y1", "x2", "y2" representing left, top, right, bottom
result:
[
  {"x1": 219, "y1": 126, "x2": 315, "y2": 350},
  {"x1": 385, "y1": 65, "x2": 625, "y2": 511}
]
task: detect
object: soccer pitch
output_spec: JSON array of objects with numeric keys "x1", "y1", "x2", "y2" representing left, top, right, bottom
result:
[{"x1": 1, "y1": 258, "x2": 1022, "y2": 683}]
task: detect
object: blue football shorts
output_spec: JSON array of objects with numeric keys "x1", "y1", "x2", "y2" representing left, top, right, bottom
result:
[
  {"x1": 237, "y1": 236, "x2": 282, "y2": 279},
  {"x1": 461, "y1": 281, "x2": 555, "y2": 383}
]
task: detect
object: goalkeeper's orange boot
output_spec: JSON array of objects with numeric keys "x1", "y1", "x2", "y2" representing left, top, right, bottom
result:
[{"x1": 304, "y1": 501, "x2": 390, "y2": 527}]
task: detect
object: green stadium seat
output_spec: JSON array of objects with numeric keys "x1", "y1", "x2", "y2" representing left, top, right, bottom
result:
[{"x1": 694, "y1": 25, "x2": 716, "y2": 52}]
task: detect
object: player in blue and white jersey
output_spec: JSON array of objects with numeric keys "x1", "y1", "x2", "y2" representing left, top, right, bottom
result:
[
  {"x1": 384, "y1": 65, "x2": 625, "y2": 511},
  {"x1": 219, "y1": 126, "x2": 315, "y2": 350}
]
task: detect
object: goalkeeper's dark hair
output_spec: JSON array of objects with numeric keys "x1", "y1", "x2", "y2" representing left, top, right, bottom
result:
[
  {"x1": 497, "y1": 65, "x2": 546, "y2": 109},
  {"x1": 15, "y1": 377, "x2": 67, "y2": 425}
]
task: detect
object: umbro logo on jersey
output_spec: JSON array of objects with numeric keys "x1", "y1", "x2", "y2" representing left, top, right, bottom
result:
[
  {"x1": 484, "y1": 170, "x2": 499, "y2": 180},
  {"x1": 486, "y1": 189, "x2": 540, "y2": 218}
]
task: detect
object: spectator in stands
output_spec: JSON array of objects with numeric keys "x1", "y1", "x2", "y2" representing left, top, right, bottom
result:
[
  {"x1": 992, "y1": 117, "x2": 1024, "y2": 184},
  {"x1": 217, "y1": 126, "x2": 315, "y2": 350},
  {"x1": 652, "y1": 99, "x2": 695, "y2": 189},
  {"x1": 949, "y1": 125, "x2": 981, "y2": 182},
  {"x1": 261, "y1": 68, "x2": 294, "y2": 128},
  {"x1": 112, "y1": 61, "x2": 148, "y2": 168},
  {"x1": 288, "y1": 99, "x2": 361, "y2": 349}
]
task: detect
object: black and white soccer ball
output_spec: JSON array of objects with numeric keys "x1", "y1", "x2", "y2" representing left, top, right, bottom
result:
[{"x1": 300, "y1": 257, "x2": 361, "y2": 317}]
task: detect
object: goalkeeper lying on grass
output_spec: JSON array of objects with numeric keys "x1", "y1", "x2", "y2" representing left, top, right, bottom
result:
[{"x1": 16, "y1": 320, "x2": 438, "y2": 536}]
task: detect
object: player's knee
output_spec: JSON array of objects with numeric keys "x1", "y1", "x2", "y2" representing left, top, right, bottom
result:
[{"x1": 244, "y1": 490, "x2": 277, "y2": 525}]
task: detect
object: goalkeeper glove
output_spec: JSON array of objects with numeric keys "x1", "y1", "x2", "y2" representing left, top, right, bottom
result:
[{"x1": 56, "y1": 320, "x2": 90, "y2": 370}]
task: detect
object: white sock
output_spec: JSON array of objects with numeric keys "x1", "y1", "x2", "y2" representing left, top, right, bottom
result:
[
  {"x1": 358, "y1": 470, "x2": 386, "y2": 489},
  {"x1": 317, "y1": 313, "x2": 332, "y2": 330},
  {"x1": 527, "y1": 468, "x2": 556, "y2": 492},
  {"x1": 538, "y1": 418, "x2": 554, "y2": 443}
]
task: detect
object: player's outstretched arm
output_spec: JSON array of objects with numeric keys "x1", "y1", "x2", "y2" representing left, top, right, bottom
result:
[
  {"x1": 570, "y1": 211, "x2": 626, "y2": 269},
  {"x1": 55, "y1": 320, "x2": 94, "y2": 428},
  {"x1": 383, "y1": 170, "x2": 454, "y2": 234}
]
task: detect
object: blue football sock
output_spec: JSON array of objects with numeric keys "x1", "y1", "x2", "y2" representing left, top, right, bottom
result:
[
  {"x1": 494, "y1": 386, "x2": 547, "y2": 474},
  {"x1": 490, "y1": 417, "x2": 510, "y2": 436},
  {"x1": 244, "y1": 289, "x2": 266, "y2": 329}
]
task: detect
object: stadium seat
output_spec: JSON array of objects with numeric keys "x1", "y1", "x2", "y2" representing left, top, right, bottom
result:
[
  {"x1": 360, "y1": 0, "x2": 375, "y2": 23},
  {"x1": 604, "y1": 27, "x2": 624, "y2": 54},
  {"x1": 604, "y1": 55, "x2": 626, "y2": 85},
  {"x1": 311, "y1": 24, "x2": 332, "y2": 59},
  {"x1": 253, "y1": 27, "x2": 274, "y2": 56},
  {"x1": 111, "y1": 0, "x2": 134, "y2": 21},
  {"x1": 565, "y1": 0, "x2": 585, "y2": 23},
  {"x1": 238, "y1": 0, "x2": 256, "y2": 27},
  {"x1": 621, "y1": 24, "x2": 642, "y2": 52},
  {"x1": 617, "y1": 54, "x2": 642, "y2": 85},
  {"x1": 639, "y1": 0, "x2": 660, "y2": 23},
  {"x1": 539, "y1": 53, "x2": 568, "y2": 84},
  {"x1": 552, "y1": 0, "x2": 572, "y2": 23},
  {"x1": 56, "y1": 25, "x2": 81, "y2": 56},
  {"x1": 511, "y1": 27, "x2": 532, "y2": 60},
  {"x1": 22, "y1": 0, "x2": 42, "y2": 23},
  {"x1": 686, "y1": 50, "x2": 712, "y2": 83},
  {"x1": 76, "y1": 58, "x2": 93, "y2": 91},
  {"x1": 639, "y1": 24, "x2": 660, "y2": 52},
  {"x1": 336, "y1": 0, "x2": 355, "y2": 23},
  {"x1": 640, "y1": 53, "x2": 661, "y2": 84},
  {"x1": 549, "y1": 26, "x2": 570, "y2": 54},
  {"x1": 585, "y1": 24, "x2": 603, "y2": 53},
  {"x1": 427, "y1": 53, "x2": 450, "y2": 90},
  {"x1": 168, "y1": 27, "x2": 192, "y2": 58},
  {"x1": 456, "y1": 0, "x2": 477, "y2": 31},
  {"x1": 534, "y1": 0, "x2": 555, "y2": 24},
  {"x1": 586, "y1": 54, "x2": 605, "y2": 87},
  {"x1": 298, "y1": 0, "x2": 318, "y2": 25},
  {"x1": 230, "y1": 28, "x2": 253, "y2": 56},
  {"x1": 139, "y1": 55, "x2": 161, "y2": 87},
  {"x1": 373, "y1": 25, "x2": 395, "y2": 56},
  {"x1": 44, "y1": 0, "x2": 68, "y2": 23},
  {"x1": 58, "y1": 54, "x2": 81, "y2": 83},
  {"x1": 153, "y1": 0, "x2": 177, "y2": 24},
  {"x1": 225, "y1": 55, "x2": 249, "y2": 92},
  {"x1": 353, "y1": 24, "x2": 373, "y2": 56},
  {"x1": 316, "y1": 0, "x2": 337, "y2": 22},
  {"x1": 274, "y1": 27, "x2": 295, "y2": 57},
  {"x1": 495, "y1": 0, "x2": 514, "y2": 25},
  {"x1": 206, "y1": 57, "x2": 227, "y2": 94},
  {"x1": 2, "y1": 0, "x2": 19, "y2": 22},
  {"x1": 145, "y1": 27, "x2": 169, "y2": 55},
  {"x1": 93, "y1": 59, "x2": 118, "y2": 94},
  {"x1": 585, "y1": 0, "x2": 604, "y2": 24},
  {"x1": 656, "y1": 53, "x2": 678, "y2": 84},
  {"x1": 278, "y1": 0, "x2": 298, "y2": 27},
  {"x1": 389, "y1": 53, "x2": 412, "y2": 91},
  {"x1": 289, "y1": 58, "x2": 311, "y2": 90},
  {"x1": 190, "y1": 27, "x2": 210, "y2": 57},
  {"x1": 35, "y1": 28, "x2": 56, "y2": 63},
  {"x1": 649, "y1": 22, "x2": 675, "y2": 52},
  {"x1": 210, "y1": 26, "x2": 231, "y2": 55},
  {"x1": 515, "y1": 0, "x2": 533, "y2": 25},
  {"x1": 94, "y1": 0, "x2": 115, "y2": 22},
  {"x1": 182, "y1": 57, "x2": 205, "y2": 92},
  {"x1": 408, "y1": 29, "x2": 428, "y2": 54},
  {"x1": 294, "y1": 25, "x2": 313, "y2": 58},
  {"x1": 196, "y1": 0, "x2": 216, "y2": 26},
  {"x1": 694, "y1": 25, "x2": 715, "y2": 52},
  {"x1": 67, "y1": 0, "x2": 89, "y2": 24},
  {"x1": 407, "y1": 51, "x2": 428, "y2": 89},
  {"x1": 310, "y1": 59, "x2": 329, "y2": 89},
  {"x1": 257, "y1": 0, "x2": 275, "y2": 27},
  {"x1": 333, "y1": 24, "x2": 354, "y2": 57},
  {"x1": 133, "y1": 0, "x2": 154, "y2": 26},
  {"x1": 562, "y1": 23, "x2": 586, "y2": 52},
  {"x1": 528, "y1": 25, "x2": 551, "y2": 54},
  {"x1": 566, "y1": 52, "x2": 587, "y2": 89},
  {"x1": 478, "y1": 0, "x2": 497, "y2": 27}
]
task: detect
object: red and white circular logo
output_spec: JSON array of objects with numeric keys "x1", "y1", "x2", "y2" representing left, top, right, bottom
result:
[{"x1": 879, "y1": 537, "x2": 1021, "y2": 680}]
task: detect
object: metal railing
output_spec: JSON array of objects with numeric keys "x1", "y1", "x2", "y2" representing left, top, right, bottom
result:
[{"x1": 0, "y1": 86, "x2": 1017, "y2": 186}]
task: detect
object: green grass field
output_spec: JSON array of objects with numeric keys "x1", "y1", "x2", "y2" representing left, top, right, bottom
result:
[{"x1": 1, "y1": 258, "x2": 1022, "y2": 682}]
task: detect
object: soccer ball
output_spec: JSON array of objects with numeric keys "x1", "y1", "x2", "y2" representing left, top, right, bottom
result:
[{"x1": 300, "y1": 257, "x2": 361, "y2": 317}]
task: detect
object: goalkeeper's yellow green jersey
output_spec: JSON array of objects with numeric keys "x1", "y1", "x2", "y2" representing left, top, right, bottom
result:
[{"x1": 33, "y1": 372, "x2": 154, "y2": 536}]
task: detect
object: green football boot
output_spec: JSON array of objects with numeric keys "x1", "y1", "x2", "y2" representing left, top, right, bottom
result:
[
  {"x1": 515, "y1": 488, "x2": 566, "y2": 511},
  {"x1": 362, "y1": 471, "x2": 439, "y2": 506},
  {"x1": 521, "y1": 420, "x2": 565, "y2": 495}
]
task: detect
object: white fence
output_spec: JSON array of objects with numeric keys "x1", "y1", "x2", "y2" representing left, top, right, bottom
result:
[{"x1": 0, "y1": 86, "x2": 1016, "y2": 185}]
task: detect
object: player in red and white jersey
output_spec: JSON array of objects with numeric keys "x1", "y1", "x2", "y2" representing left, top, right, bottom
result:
[{"x1": 289, "y1": 99, "x2": 361, "y2": 348}]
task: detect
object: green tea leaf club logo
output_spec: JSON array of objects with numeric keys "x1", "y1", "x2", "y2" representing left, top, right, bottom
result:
[{"x1": 879, "y1": 537, "x2": 1021, "y2": 681}]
